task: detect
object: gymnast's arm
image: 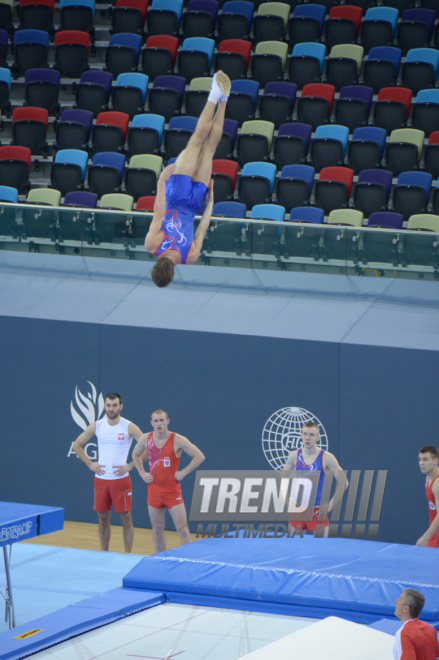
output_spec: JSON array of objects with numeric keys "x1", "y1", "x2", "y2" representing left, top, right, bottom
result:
[
  {"x1": 187, "y1": 180, "x2": 214, "y2": 264},
  {"x1": 132, "y1": 434, "x2": 154, "y2": 483},
  {"x1": 174, "y1": 435, "x2": 205, "y2": 481},
  {"x1": 323, "y1": 452, "x2": 349, "y2": 512},
  {"x1": 72, "y1": 423, "x2": 105, "y2": 475},
  {"x1": 144, "y1": 163, "x2": 176, "y2": 251},
  {"x1": 113, "y1": 423, "x2": 146, "y2": 477},
  {"x1": 416, "y1": 479, "x2": 439, "y2": 546},
  {"x1": 281, "y1": 450, "x2": 297, "y2": 479}
]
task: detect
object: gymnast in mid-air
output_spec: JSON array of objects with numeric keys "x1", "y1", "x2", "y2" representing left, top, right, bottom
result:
[{"x1": 144, "y1": 71, "x2": 231, "y2": 288}]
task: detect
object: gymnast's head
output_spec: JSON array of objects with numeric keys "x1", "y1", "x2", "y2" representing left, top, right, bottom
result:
[{"x1": 151, "y1": 257, "x2": 174, "y2": 288}]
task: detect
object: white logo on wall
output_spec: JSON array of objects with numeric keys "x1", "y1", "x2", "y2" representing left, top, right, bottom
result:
[
  {"x1": 67, "y1": 381, "x2": 104, "y2": 459},
  {"x1": 262, "y1": 407, "x2": 328, "y2": 471}
]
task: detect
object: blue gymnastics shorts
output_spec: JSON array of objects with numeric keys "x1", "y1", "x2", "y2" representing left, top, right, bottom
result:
[{"x1": 166, "y1": 174, "x2": 208, "y2": 215}]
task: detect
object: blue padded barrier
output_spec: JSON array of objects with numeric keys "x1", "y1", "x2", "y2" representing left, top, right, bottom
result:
[
  {"x1": 123, "y1": 537, "x2": 439, "y2": 623},
  {"x1": 0, "y1": 588, "x2": 165, "y2": 660}
]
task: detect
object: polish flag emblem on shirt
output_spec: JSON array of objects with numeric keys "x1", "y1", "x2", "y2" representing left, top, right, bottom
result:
[{"x1": 118, "y1": 433, "x2": 125, "y2": 441}]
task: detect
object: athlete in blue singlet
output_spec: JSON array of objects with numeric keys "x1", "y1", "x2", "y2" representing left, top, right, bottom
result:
[
  {"x1": 281, "y1": 422, "x2": 347, "y2": 537},
  {"x1": 145, "y1": 71, "x2": 231, "y2": 287}
]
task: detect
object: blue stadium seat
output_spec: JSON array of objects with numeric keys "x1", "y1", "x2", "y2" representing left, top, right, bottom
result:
[
  {"x1": 348, "y1": 126, "x2": 387, "y2": 173},
  {"x1": 0, "y1": 67, "x2": 11, "y2": 112},
  {"x1": 277, "y1": 163, "x2": 315, "y2": 211},
  {"x1": 403, "y1": 48, "x2": 439, "y2": 94},
  {"x1": 251, "y1": 203, "x2": 285, "y2": 222},
  {"x1": 128, "y1": 113, "x2": 165, "y2": 155},
  {"x1": 289, "y1": 5, "x2": 326, "y2": 47},
  {"x1": 239, "y1": 161, "x2": 276, "y2": 208},
  {"x1": 289, "y1": 206, "x2": 324, "y2": 224},
  {"x1": 364, "y1": 46, "x2": 402, "y2": 93},
  {"x1": 0, "y1": 185, "x2": 18, "y2": 203},
  {"x1": 413, "y1": 88, "x2": 439, "y2": 136},
  {"x1": 290, "y1": 42, "x2": 326, "y2": 89},
  {"x1": 51, "y1": 148, "x2": 88, "y2": 196},
  {"x1": 218, "y1": 1, "x2": 254, "y2": 41},
  {"x1": 14, "y1": 30, "x2": 50, "y2": 75},
  {"x1": 361, "y1": 7, "x2": 398, "y2": 52},
  {"x1": 179, "y1": 37, "x2": 215, "y2": 81},
  {"x1": 393, "y1": 171, "x2": 433, "y2": 219},
  {"x1": 226, "y1": 79, "x2": 259, "y2": 126},
  {"x1": 212, "y1": 201, "x2": 246, "y2": 218},
  {"x1": 88, "y1": 151, "x2": 126, "y2": 198},
  {"x1": 106, "y1": 33, "x2": 143, "y2": 78},
  {"x1": 310, "y1": 124, "x2": 349, "y2": 172},
  {"x1": 113, "y1": 72, "x2": 149, "y2": 118}
]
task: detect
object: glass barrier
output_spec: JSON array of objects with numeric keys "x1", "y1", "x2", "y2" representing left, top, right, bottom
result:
[{"x1": 0, "y1": 203, "x2": 438, "y2": 281}]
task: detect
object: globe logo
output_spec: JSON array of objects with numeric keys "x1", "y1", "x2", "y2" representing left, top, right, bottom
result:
[{"x1": 262, "y1": 407, "x2": 328, "y2": 471}]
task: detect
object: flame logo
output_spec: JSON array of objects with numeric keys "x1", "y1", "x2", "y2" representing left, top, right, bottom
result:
[{"x1": 70, "y1": 381, "x2": 105, "y2": 431}]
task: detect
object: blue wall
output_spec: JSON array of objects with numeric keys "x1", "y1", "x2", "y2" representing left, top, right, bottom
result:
[{"x1": 0, "y1": 315, "x2": 436, "y2": 545}]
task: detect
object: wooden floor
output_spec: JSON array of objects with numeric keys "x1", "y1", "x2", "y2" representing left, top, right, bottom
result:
[{"x1": 22, "y1": 521, "x2": 182, "y2": 555}]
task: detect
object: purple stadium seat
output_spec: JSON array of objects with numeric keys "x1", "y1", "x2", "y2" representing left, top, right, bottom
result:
[
  {"x1": 64, "y1": 191, "x2": 98, "y2": 208},
  {"x1": 367, "y1": 211, "x2": 403, "y2": 229}
]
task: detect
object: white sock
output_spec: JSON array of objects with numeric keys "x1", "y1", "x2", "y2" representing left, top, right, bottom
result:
[{"x1": 208, "y1": 89, "x2": 219, "y2": 105}]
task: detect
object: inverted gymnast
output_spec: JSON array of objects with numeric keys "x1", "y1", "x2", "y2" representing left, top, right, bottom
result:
[{"x1": 144, "y1": 71, "x2": 231, "y2": 288}]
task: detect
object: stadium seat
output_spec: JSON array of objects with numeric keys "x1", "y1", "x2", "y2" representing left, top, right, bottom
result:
[
  {"x1": 226, "y1": 79, "x2": 259, "y2": 126},
  {"x1": 61, "y1": 0, "x2": 95, "y2": 33},
  {"x1": 182, "y1": 0, "x2": 218, "y2": 39},
  {"x1": 328, "y1": 208, "x2": 363, "y2": 227},
  {"x1": 407, "y1": 214, "x2": 439, "y2": 232},
  {"x1": 12, "y1": 106, "x2": 48, "y2": 155},
  {"x1": 325, "y1": 5, "x2": 362, "y2": 50},
  {"x1": 289, "y1": 42, "x2": 326, "y2": 89},
  {"x1": 364, "y1": 46, "x2": 401, "y2": 93},
  {"x1": 335, "y1": 86, "x2": 373, "y2": 133},
  {"x1": 310, "y1": 124, "x2": 349, "y2": 172},
  {"x1": 347, "y1": 126, "x2": 387, "y2": 173},
  {"x1": 51, "y1": 148, "x2": 88, "y2": 196},
  {"x1": 0, "y1": 146, "x2": 31, "y2": 194},
  {"x1": 368, "y1": 211, "x2": 403, "y2": 228},
  {"x1": 100, "y1": 192, "x2": 133, "y2": 211},
  {"x1": 215, "y1": 39, "x2": 251, "y2": 80},
  {"x1": 276, "y1": 164, "x2": 315, "y2": 212},
  {"x1": 315, "y1": 166, "x2": 354, "y2": 215},
  {"x1": 397, "y1": 9, "x2": 435, "y2": 55},
  {"x1": 289, "y1": 4, "x2": 326, "y2": 47},
  {"x1": 56, "y1": 109, "x2": 93, "y2": 152},
  {"x1": 413, "y1": 89, "x2": 439, "y2": 137},
  {"x1": 112, "y1": 0, "x2": 147, "y2": 35},
  {"x1": 25, "y1": 68, "x2": 60, "y2": 116},
  {"x1": 211, "y1": 159, "x2": 239, "y2": 202},
  {"x1": 298, "y1": 83, "x2": 335, "y2": 131},
  {"x1": 218, "y1": 0, "x2": 253, "y2": 41},
  {"x1": 22, "y1": 186, "x2": 59, "y2": 239},
  {"x1": 0, "y1": 185, "x2": 18, "y2": 203},
  {"x1": 212, "y1": 200, "x2": 246, "y2": 217},
  {"x1": 374, "y1": 87, "x2": 412, "y2": 135},
  {"x1": 149, "y1": 75, "x2": 185, "y2": 123},
  {"x1": 251, "y1": 41, "x2": 288, "y2": 87},
  {"x1": 274, "y1": 122, "x2": 312, "y2": 168},
  {"x1": 385, "y1": 128, "x2": 425, "y2": 176},
  {"x1": 393, "y1": 171, "x2": 432, "y2": 219},
  {"x1": 92, "y1": 111, "x2": 129, "y2": 153},
  {"x1": 54, "y1": 30, "x2": 90, "y2": 79},
  {"x1": 178, "y1": 36, "x2": 215, "y2": 82},
  {"x1": 0, "y1": 66, "x2": 11, "y2": 113},
  {"x1": 14, "y1": 29, "x2": 49, "y2": 76},
  {"x1": 353, "y1": 168, "x2": 392, "y2": 217},
  {"x1": 251, "y1": 202, "x2": 285, "y2": 257},
  {"x1": 326, "y1": 44, "x2": 364, "y2": 91},
  {"x1": 163, "y1": 115, "x2": 197, "y2": 159},
  {"x1": 19, "y1": 0, "x2": 54, "y2": 32},
  {"x1": 27, "y1": 187, "x2": 61, "y2": 206},
  {"x1": 236, "y1": 119, "x2": 274, "y2": 165},
  {"x1": 127, "y1": 113, "x2": 165, "y2": 155},
  {"x1": 283, "y1": 205, "x2": 324, "y2": 261},
  {"x1": 403, "y1": 213, "x2": 439, "y2": 269},
  {"x1": 142, "y1": 35, "x2": 178, "y2": 80},
  {"x1": 253, "y1": 2, "x2": 289, "y2": 43},
  {"x1": 424, "y1": 131, "x2": 439, "y2": 180},
  {"x1": 76, "y1": 71, "x2": 113, "y2": 117},
  {"x1": 125, "y1": 153, "x2": 162, "y2": 200},
  {"x1": 113, "y1": 72, "x2": 148, "y2": 118},
  {"x1": 260, "y1": 82, "x2": 297, "y2": 129},
  {"x1": 64, "y1": 190, "x2": 97, "y2": 207},
  {"x1": 147, "y1": 0, "x2": 182, "y2": 36},
  {"x1": 238, "y1": 161, "x2": 276, "y2": 208},
  {"x1": 402, "y1": 48, "x2": 439, "y2": 95},
  {"x1": 136, "y1": 195, "x2": 156, "y2": 210},
  {"x1": 0, "y1": 0, "x2": 14, "y2": 32},
  {"x1": 186, "y1": 77, "x2": 212, "y2": 117},
  {"x1": 360, "y1": 7, "x2": 398, "y2": 52},
  {"x1": 88, "y1": 151, "x2": 126, "y2": 198},
  {"x1": 106, "y1": 33, "x2": 142, "y2": 78},
  {"x1": 215, "y1": 118, "x2": 238, "y2": 159}
]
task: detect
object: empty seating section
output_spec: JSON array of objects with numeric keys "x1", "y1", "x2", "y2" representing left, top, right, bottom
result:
[{"x1": 0, "y1": 0, "x2": 438, "y2": 256}]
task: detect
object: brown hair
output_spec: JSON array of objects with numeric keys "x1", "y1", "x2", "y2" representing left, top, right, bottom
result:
[
  {"x1": 403, "y1": 588, "x2": 425, "y2": 618},
  {"x1": 303, "y1": 422, "x2": 319, "y2": 431},
  {"x1": 151, "y1": 409, "x2": 169, "y2": 419},
  {"x1": 151, "y1": 257, "x2": 174, "y2": 287},
  {"x1": 420, "y1": 446, "x2": 439, "y2": 460},
  {"x1": 105, "y1": 393, "x2": 122, "y2": 404}
]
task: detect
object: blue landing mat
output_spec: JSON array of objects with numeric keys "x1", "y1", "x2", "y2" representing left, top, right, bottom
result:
[
  {"x1": 0, "y1": 588, "x2": 165, "y2": 660},
  {"x1": 123, "y1": 537, "x2": 439, "y2": 623}
]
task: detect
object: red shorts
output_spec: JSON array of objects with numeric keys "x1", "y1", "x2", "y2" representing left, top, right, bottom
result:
[
  {"x1": 148, "y1": 485, "x2": 183, "y2": 509},
  {"x1": 289, "y1": 507, "x2": 329, "y2": 531},
  {"x1": 427, "y1": 530, "x2": 439, "y2": 547},
  {"x1": 94, "y1": 476, "x2": 132, "y2": 513}
]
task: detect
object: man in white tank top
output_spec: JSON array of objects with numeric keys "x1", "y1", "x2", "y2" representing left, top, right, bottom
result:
[{"x1": 72, "y1": 393, "x2": 144, "y2": 552}]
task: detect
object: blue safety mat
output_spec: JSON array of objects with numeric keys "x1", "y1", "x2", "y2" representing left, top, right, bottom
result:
[
  {"x1": 0, "y1": 588, "x2": 165, "y2": 660},
  {"x1": 0, "y1": 502, "x2": 64, "y2": 546},
  {"x1": 123, "y1": 537, "x2": 439, "y2": 623}
]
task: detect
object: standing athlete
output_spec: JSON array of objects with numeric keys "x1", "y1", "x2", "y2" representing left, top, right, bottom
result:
[
  {"x1": 416, "y1": 445, "x2": 439, "y2": 547},
  {"x1": 281, "y1": 422, "x2": 347, "y2": 537},
  {"x1": 144, "y1": 71, "x2": 231, "y2": 287},
  {"x1": 72, "y1": 393, "x2": 144, "y2": 552},
  {"x1": 133, "y1": 409, "x2": 205, "y2": 552}
]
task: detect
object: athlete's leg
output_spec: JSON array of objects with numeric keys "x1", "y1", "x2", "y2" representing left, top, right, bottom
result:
[
  {"x1": 193, "y1": 100, "x2": 227, "y2": 186},
  {"x1": 175, "y1": 71, "x2": 230, "y2": 179},
  {"x1": 97, "y1": 510, "x2": 111, "y2": 551},
  {"x1": 168, "y1": 503, "x2": 192, "y2": 545},
  {"x1": 119, "y1": 511, "x2": 134, "y2": 553},
  {"x1": 148, "y1": 505, "x2": 167, "y2": 552}
]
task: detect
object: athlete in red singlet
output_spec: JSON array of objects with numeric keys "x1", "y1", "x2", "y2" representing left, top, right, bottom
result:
[
  {"x1": 416, "y1": 445, "x2": 439, "y2": 547},
  {"x1": 133, "y1": 409, "x2": 205, "y2": 552}
]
